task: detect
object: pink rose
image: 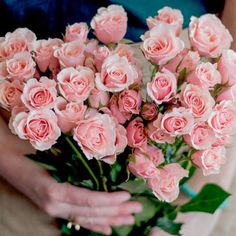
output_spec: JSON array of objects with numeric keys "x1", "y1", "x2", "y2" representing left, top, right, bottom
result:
[
  {"x1": 128, "y1": 148, "x2": 159, "y2": 179},
  {"x1": 147, "y1": 120, "x2": 175, "y2": 144},
  {"x1": 54, "y1": 97, "x2": 87, "y2": 133},
  {"x1": 192, "y1": 147, "x2": 226, "y2": 176},
  {"x1": 21, "y1": 77, "x2": 57, "y2": 110},
  {"x1": 12, "y1": 109, "x2": 61, "y2": 151},
  {"x1": 88, "y1": 87, "x2": 109, "y2": 108},
  {"x1": 57, "y1": 67, "x2": 94, "y2": 103},
  {"x1": 148, "y1": 163, "x2": 188, "y2": 202},
  {"x1": 114, "y1": 44, "x2": 135, "y2": 63},
  {"x1": 189, "y1": 14, "x2": 232, "y2": 57},
  {"x1": 33, "y1": 38, "x2": 63, "y2": 73},
  {"x1": 108, "y1": 95, "x2": 132, "y2": 124},
  {"x1": 6, "y1": 51, "x2": 36, "y2": 80},
  {"x1": 141, "y1": 102, "x2": 158, "y2": 121},
  {"x1": 217, "y1": 84, "x2": 236, "y2": 102},
  {"x1": 0, "y1": 80, "x2": 23, "y2": 111},
  {"x1": 208, "y1": 100, "x2": 236, "y2": 135},
  {"x1": 65, "y1": 23, "x2": 89, "y2": 43},
  {"x1": 218, "y1": 49, "x2": 236, "y2": 85},
  {"x1": 183, "y1": 122, "x2": 216, "y2": 150},
  {"x1": 95, "y1": 54, "x2": 138, "y2": 92},
  {"x1": 146, "y1": 145, "x2": 164, "y2": 166},
  {"x1": 147, "y1": 68, "x2": 177, "y2": 104},
  {"x1": 187, "y1": 62, "x2": 221, "y2": 88},
  {"x1": 179, "y1": 83, "x2": 215, "y2": 121},
  {"x1": 160, "y1": 107, "x2": 194, "y2": 136},
  {"x1": 54, "y1": 40, "x2": 85, "y2": 68},
  {"x1": 126, "y1": 117, "x2": 147, "y2": 151},
  {"x1": 0, "y1": 28, "x2": 36, "y2": 61},
  {"x1": 73, "y1": 113, "x2": 117, "y2": 160},
  {"x1": 118, "y1": 89, "x2": 142, "y2": 114},
  {"x1": 212, "y1": 134, "x2": 232, "y2": 147},
  {"x1": 141, "y1": 23, "x2": 184, "y2": 65},
  {"x1": 146, "y1": 7, "x2": 183, "y2": 36},
  {"x1": 90, "y1": 5, "x2": 127, "y2": 44},
  {"x1": 93, "y1": 46, "x2": 110, "y2": 71}
]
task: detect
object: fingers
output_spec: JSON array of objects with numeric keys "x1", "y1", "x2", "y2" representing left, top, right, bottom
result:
[{"x1": 81, "y1": 223, "x2": 112, "y2": 235}]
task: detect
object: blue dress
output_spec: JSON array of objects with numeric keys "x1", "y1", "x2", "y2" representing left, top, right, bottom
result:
[{"x1": 0, "y1": 0, "x2": 208, "y2": 41}]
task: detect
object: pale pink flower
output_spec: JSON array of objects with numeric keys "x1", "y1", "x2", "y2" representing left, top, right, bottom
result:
[
  {"x1": 88, "y1": 87, "x2": 110, "y2": 108},
  {"x1": 65, "y1": 22, "x2": 89, "y2": 43}
]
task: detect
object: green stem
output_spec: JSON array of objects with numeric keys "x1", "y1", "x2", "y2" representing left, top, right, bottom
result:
[
  {"x1": 97, "y1": 161, "x2": 108, "y2": 192},
  {"x1": 65, "y1": 136, "x2": 99, "y2": 191}
]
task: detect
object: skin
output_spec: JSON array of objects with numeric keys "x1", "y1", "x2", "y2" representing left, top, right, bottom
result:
[{"x1": 0, "y1": 113, "x2": 142, "y2": 235}]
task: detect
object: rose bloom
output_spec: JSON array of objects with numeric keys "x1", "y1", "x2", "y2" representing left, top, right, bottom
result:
[
  {"x1": 108, "y1": 95, "x2": 132, "y2": 124},
  {"x1": 21, "y1": 77, "x2": 57, "y2": 110},
  {"x1": 218, "y1": 49, "x2": 236, "y2": 85},
  {"x1": 12, "y1": 109, "x2": 61, "y2": 151},
  {"x1": 164, "y1": 49, "x2": 200, "y2": 74},
  {"x1": 73, "y1": 113, "x2": 117, "y2": 160},
  {"x1": 91, "y1": 5, "x2": 127, "y2": 44},
  {"x1": 114, "y1": 44, "x2": 135, "y2": 63},
  {"x1": 88, "y1": 87, "x2": 109, "y2": 108},
  {"x1": 146, "y1": 145, "x2": 164, "y2": 166},
  {"x1": 0, "y1": 80, "x2": 23, "y2": 111},
  {"x1": 141, "y1": 102, "x2": 158, "y2": 121},
  {"x1": 141, "y1": 23, "x2": 184, "y2": 65},
  {"x1": 6, "y1": 51, "x2": 36, "y2": 80},
  {"x1": 57, "y1": 66, "x2": 94, "y2": 103},
  {"x1": 147, "y1": 68, "x2": 177, "y2": 105},
  {"x1": 93, "y1": 46, "x2": 110, "y2": 72},
  {"x1": 146, "y1": 6, "x2": 183, "y2": 36},
  {"x1": 0, "y1": 28, "x2": 36, "y2": 61},
  {"x1": 192, "y1": 147, "x2": 226, "y2": 176},
  {"x1": 217, "y1": 84, "x2": 236, "y2": 102},
  {"x1": 183, "y1": 122, "x2": 216, "y2": 150},
  {"x1": 95, "y1": 54, "x2": 138, "y2": 92},
  {"x1": 189, "y1": 14, "x2": 233, "y2": 57},
  {"x1": 118, "y1": 89, "x2": 142, "y2": 114},
  {"x1": 54, "y1": 97, "x2": 86, "y2": 133},
  {"x1": 33, "y1": 38, "x2": 63, "y2": 73},
  {"x1": 54, "y1": 40, "x2": 85, "y2": 68},
  {"x1": 212, "y1": 134, "x2": 233, "y2": 147},
  {"x1": 179, "y1": 83, "x2": 215, "y2": 121},
  {"x1": 208, "y1": 100, "x2": 236, "y2": 135},
  {"x1": 160, "y1": 107, "x2": 194, "y2": 136},
  {"x1": 187, "y1": 62, "x2": 221, "y2": 89},
  {"x1": 128, "y1": 148, "x2": 159, "y2": 179},
  {"x1": 126, "y1": 117, "x2": 147, "y2": 151},
  {"x1": 148, "y1": 163, "x2": 188, "y2": 202},
  {"x1": 65, "y1": 22, "x2": 89, "y2": 43}
]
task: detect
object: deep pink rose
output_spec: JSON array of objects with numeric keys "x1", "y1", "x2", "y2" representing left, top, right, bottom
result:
[
  {"x1": 127, "y1": 117, "x2": 147, "y2": 151},
  {"x1": 146, "y1": 7, "x2": 183, "y2": 36},
  {"x1": 208, "y1": 100, "x2": 236, "y2": 135},
  {"x1": 65, "y1": 23, "x2": 89, "y2": 43},
  {"x1": 183, "y1": 122, "x2": 216, "y2": 150},
  {"x1": 88, "y1": 87, "x2": 110, "y2": 108},
  {"x1": 54, "y1": 97, "x2": 87, "y2": 133},
  {"x1": 147, "y1": 68, "x2": 177, "y2": 104},
  {"x1": 57, "y1": 67, "x2": 94, "y2": 103},
  {"x1": 95, "y1": 54, "x2": 138, "y2": 92},
  {"x1": 192, "y1": 147, "x2": 226, "y2": 176},
  {"x1": 148, "y1": 163, "x2": 188, "y2": 202},
  {"x1": 0, "y1": 80, "x2": 23, "y2": 111},
  {"x1": 141, "y1": 102, "x2": 158, "y2": 121},
  {"x1": 21, "y1": 77, "x2": 57, "y2": 110},
  {"x1": 141, "y1": 23, "x2": 184, "y2": 65},
  {"x1": 12, "y1": 109, "x2": 61, "y2": 151},
  {"x1": 189, "y1": 14, "x2": 232, "y2": 57},
  {"x1": 54, "y1": 41, "x2": 85, "y2": 68},
  {"x1": 160, "y1": 107, "x2": 194, "y2": 136},
  {"x1": 91, "y1": 5, "x2": 127, "y2": 44},
  {"x1": 187, "y1": 62, "x2": 221, "y2": 88},
  {"x1": 179, "y1": 83, "x2": 215, "y2": 121}
]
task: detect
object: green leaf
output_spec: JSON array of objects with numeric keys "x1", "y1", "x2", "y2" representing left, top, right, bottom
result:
[
  {"x1": 118, "y1": 179, "x2": 149, "y2": 194},
  {"x1": 79, "y1": 179, "x2": 94, "y2": 189},
  {"x1": 156, "y1": 217, "x2": 183, "y2": 236},
  {"x1": 113, "y1": 225, "x2": 133, "y2": 236},
  {"x1": 110, "y1": 162, "x2": 122, "y2": 182},
  {"x1": 180, "y1": 183, "x2": 230, "y2": 213},
  {"x1": 133, "y1": 196, "x2": 160, "y2": 226}
]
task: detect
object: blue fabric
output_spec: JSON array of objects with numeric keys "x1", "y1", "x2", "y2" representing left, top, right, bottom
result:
[{"x1": 1, "y1": 0, "x2": 207, "y2": 41}]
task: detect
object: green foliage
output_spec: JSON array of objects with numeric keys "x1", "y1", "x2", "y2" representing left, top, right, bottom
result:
[{"x1": 156, "y1": 217, "x2": 183, "y2": 236}]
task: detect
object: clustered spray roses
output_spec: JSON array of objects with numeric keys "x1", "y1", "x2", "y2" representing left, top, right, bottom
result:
[{"x1": 0, "y1": 5, "x2": 235, "y2": 206}]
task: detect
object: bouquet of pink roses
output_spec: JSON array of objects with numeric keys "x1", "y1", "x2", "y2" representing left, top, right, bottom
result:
[{"x1": 0, "y1": 4, "x2": 235, "y2": 236}]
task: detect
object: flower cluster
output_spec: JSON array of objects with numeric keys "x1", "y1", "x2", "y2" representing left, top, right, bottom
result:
[{"x1": 0, "y1": 5, "x2": 236, "y2": 203}]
